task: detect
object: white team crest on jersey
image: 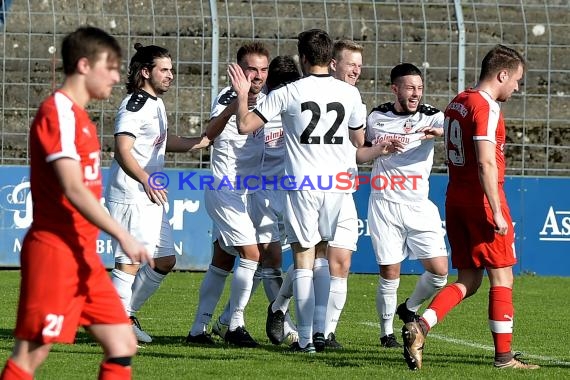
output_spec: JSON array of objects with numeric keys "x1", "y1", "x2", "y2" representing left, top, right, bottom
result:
[{"x1": 403, "y1": 119, "x2": 414, "y2": 133}]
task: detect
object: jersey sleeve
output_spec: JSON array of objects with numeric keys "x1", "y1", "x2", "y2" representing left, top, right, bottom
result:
[
  {"x1": 254, "y1": 86, "x2": 286, "y2": 123},
  {"x1": 348, "y1": 89, "x2": 366, "y2": 130},
  {"x1": 472, "y1": 99, "x2": 499, "y2": 144},
  {"x1": 430, "y1": 110, "x2": 445, "y2": 128},
  {"x1": 39, "y1": 97, "x2": 80, "y2": 163},
  {"x1": 115, "y1": 103, "x2": 142, "y2": 137},
  {"x1": 210, "y1": 87, "x2": 234, "y2": 119}
]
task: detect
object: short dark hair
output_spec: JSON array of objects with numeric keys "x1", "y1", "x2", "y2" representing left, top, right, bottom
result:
[
  {"x1": 479, "y1": 44, "x2": 525, "y2": 81},
  {"x1": 267, "y1": 55, "x2": 302, "y2": 91},
  {"x1": 390, "y1": 63, "x2": 422, "y2": 84},
  {"x1": 297, "y1": 29, "x2": 333, "y2": 66},
  {"x1": 126, "y1": 43, "x2": 171, "y2": 93},
  {"x1": 61, "y1": 26, "x2": 121, "y2": 75},
  {"x1": 333, "y1": 39, "x2": 363, "y2": 61},
  {"x1": 236, "y1": 42, "x2": 270, "y2": 66}
]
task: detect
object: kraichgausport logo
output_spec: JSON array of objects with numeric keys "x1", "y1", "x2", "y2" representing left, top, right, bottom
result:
[{"x1": 147, "y1": 171, "x2": 424, "y2": 192}]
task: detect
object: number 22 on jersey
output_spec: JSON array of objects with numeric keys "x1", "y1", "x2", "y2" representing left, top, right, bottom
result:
[{"x1": 300, "y1": 101, "x2": 345, "y2": 145}]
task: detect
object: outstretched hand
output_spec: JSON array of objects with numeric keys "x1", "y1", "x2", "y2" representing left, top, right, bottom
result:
[
  {"x1": 228, "y1": 63, "x2": 252, "y2": 97},
  {"x1": 418, "y1": 126, "x2": 444, "y2": 140},
  {"x1": 376, "y1": 139, "x2": 406, "y2": 155},
  {"x1": 190, "y1": 134, "x2": 213, "y2": 150}
]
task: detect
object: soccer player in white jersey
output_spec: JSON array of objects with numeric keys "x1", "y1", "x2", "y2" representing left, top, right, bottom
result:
[
  {"x1": 254, "y1": 55, "x2": 303, "y2": 346},
  {"x1": 185, "y1": 42, "x2": 270, "y2": 347},
  {"x1": 265, "y1": 40, "x2": 365, "y2": 351},
  {"x1": 207, "y1": 55, "x2": 303, "y2": 346},
  {"x1": 355, "y1": 63, "x2": 448, "y2": 349},
  {"x1": 321, "y1": 39, "x2": 365, "y2": 350},
  {"x1": 106, "y1": 44, "x2": 207, "y2": 343},
  {"x1": 229, "y1": 29, "x2": 366, "y2": 353}
]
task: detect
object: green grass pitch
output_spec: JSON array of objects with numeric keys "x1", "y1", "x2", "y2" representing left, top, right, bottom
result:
[{"x1": 0, "y1": 270, "x2": 568, "y2": 379}]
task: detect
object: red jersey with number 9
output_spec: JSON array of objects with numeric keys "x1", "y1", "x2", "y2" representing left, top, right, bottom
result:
[
  {"x1": 28, "y1": 91, "x2": 102, "y2": 248},
  {"x1": 443, "y1": 89, "x2": 507, "y2": 206}
]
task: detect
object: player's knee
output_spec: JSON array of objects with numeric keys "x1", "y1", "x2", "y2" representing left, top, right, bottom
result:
[
  {"x1": 379, "y1": 276, "x2": 400, "y2": 292},
  {"x1": 426, "y1": 271, "x2": 448, "y2": 290},
  {"x1": 155, "y1": 255, "x2": 176, "y2": 273},
  {"x1": 12, "y1": 341, "x2": 52, "y2": 372},
  {"x1": 329, "y1": 259, "x2": 350, "y2": 277},
  {"x1": 211, "y1": 247, "x2": 236, "y2": 270}
]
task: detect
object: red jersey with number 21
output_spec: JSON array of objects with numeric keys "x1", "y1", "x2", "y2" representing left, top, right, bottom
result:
[
  {"x1": 444, "y1": 89, "x2": 506, "y2": 206},
  {"x1": 28, "y1": 90, "x2": 102, "y2": 248}
]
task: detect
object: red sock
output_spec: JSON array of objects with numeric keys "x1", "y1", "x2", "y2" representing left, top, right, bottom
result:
[
  {"x1": 0, "y1": 359, "x2": 33, "y2": 380},
  {"x1": 98, "y1": 361, "x2": 131, "y2": 380},
  {"x1": 489, "y1": 286, "x2": 513, "y2": 358},
  {"x1": 425, "y1": 283, "x2": 464, "y2": 327}
]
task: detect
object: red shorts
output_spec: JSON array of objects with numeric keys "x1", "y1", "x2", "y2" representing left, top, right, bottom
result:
[
  {"x1": 14, "y1": 231, "x2": 129, "y2": 344},
  {"x1": 445, "y1": 202, "x2": 516, "y2": 269}
]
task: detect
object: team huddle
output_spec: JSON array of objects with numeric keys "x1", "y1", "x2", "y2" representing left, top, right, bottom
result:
[{"x1": 0, "y1": 26, "x2": 538, "y2": 379}]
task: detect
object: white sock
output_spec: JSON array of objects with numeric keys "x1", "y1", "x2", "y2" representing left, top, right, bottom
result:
[
  {"x1": 293, "y1": 268, "x2": 314, "y2": 348},
  {"x1": 228, "y1": 258, "x2": 258, "y2": 331},
  {"x1": 407, "y1": 271, "x2": 448, "y2": 312},
  {"x1": 219, "y1": 302, "x2": 231, "y2": 326},
  {"x1": 190, "y1": 264, "x2": 229, "y2": 336},
  {"x1": 111, "y1": 268, "x2": 135, "y2": 314},
  {"x1": 324, "y1": 276, "x2": 347, "y2": 337},
  {"x1": 422, "y1": 308, "x2": 438, "y2": 328},
  {"x1": 130, "y1": 263, "x2": 166, "y2": 313},
  {"x1": 312, "y1": 258, "x2": 330, "y2": 334},
  {"x1": 262, "y1": 267, "x2": 283, "y2": 302},
  {"x1": 284, "y1": 312, "x2": 297, "y2": 336},
  {"x1": 376, "y1": 276, "x2": 400, "y2": 337},
  {"x1": 273, "y1": 264, "x2": 294, "y2": 314},
  {"x1": 219, "y1": 265, "x2": 263, "y2": 326}
]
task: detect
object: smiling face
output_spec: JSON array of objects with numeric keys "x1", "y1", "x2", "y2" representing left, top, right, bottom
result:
[
  {"x1": 330, "y1": 49, "x2": 362, "y2": 86},
  {"x1": 239, "y1": 53, "x2": 269, "y2": 95},
  {"x1": 145, "y1": 57, "x2": 174, "y2": 96},
  {"x1": 392, "y1": 74, "x2": 423, "y2": 113}
]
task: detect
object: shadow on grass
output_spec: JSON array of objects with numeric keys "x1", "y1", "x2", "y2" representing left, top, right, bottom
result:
[{"x1": 0, "y1": 329, "x2": 14, "y2": 341}]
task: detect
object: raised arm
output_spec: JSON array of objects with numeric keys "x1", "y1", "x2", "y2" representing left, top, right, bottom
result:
[
  {"x1": 227, "y1": 63, "x2": 265, "y2": 134},
  {"x1": 166, "y1": 134, "x2": 211, "y2": 152}
]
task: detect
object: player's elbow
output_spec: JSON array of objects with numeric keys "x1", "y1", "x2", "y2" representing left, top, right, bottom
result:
[
  {"x1": 237, "y1": 123, "x2": 250, "y2": 135},
  {"x1": 477, "y1": 159, "x2": 497, "y2": 175}
]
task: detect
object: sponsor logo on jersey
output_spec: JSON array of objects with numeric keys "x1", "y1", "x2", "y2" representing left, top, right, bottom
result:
[{"x1": 265, "y1": 128, "x2": 283, "y2": 144}]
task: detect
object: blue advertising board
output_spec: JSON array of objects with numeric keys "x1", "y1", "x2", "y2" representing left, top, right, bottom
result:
[
  {"x1": 0, "y1": 166, "x2": 213, "y2": 270},
  {"x1": 0, "y1": 166, "x2": 568, "y2": 275}
]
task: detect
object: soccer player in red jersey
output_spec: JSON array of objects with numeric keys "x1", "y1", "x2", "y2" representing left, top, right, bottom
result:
[
  {"x1": 0, "y1": 27, "x2": 152, "y2": 380},
  {"x1": 401, "y1": 45, "x2": 539, "y2": 370}
]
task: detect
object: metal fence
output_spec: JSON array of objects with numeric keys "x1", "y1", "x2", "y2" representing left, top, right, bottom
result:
[{"x1": 1, "y1": 0, "x2": 569, "y2": 175}]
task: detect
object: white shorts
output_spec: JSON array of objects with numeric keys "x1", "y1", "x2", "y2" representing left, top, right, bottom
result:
[
  {"x1": 284, "y1": 191, "x2": 345, "y2": 249},
  {"x1": 107, "y1": 201, "x2": 175, "y2": 264},
  {"x1": 368, "y1": 195, "x2": 448, "y2": 265},
  {"x1": 250, "y1": 189, "x2": 285, "y2": 244},
  {"x1": 204, "y1": 188, "x2": 258, "y2": 251},
  {"x1": 328, "y1": 193, "x2": 358, "y2": 251}
]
